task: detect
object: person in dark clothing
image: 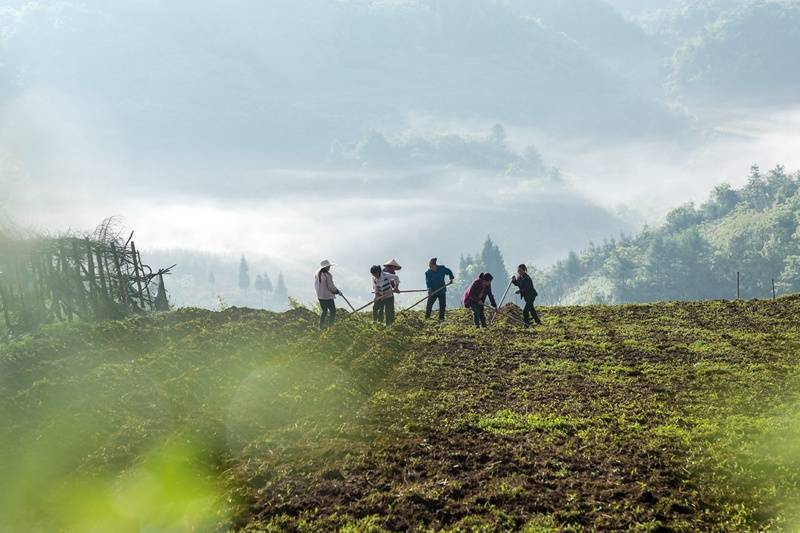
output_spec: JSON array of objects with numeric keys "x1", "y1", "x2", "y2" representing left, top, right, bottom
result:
[
  {"x1": 424, "y1": 258, "x2": 455, "y2": 321},
  {"x1": 462, "y1": 273, "x2": 497, "y2": 327},
  {"x1": 512, "y1": 264, "x2": 542, "y2": 327}
]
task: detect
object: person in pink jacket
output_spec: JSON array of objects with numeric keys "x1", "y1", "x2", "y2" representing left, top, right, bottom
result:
[{"x1": 462, "y1": 273, "x2": 497, "y2": 328}]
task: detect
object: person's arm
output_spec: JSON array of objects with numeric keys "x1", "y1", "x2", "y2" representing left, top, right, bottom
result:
[
  {"x1": 327, "y1": 273, "x2": 340, "y2": 295},
  {"x1": 511, "y1": 276, "x2": 520, "y2": 287},
  {"x1": 488, "y1": 290, "x2": 497, "y2": 308},
  {"x1": 444, "y1": 267, "x2": 454, "y2": 280},
  {"x1": 393, "y1": 274, "x2": 401, "y2": 292},
  {"x1": 425, "y1": 270, "x2": 433, "y2": 290}
]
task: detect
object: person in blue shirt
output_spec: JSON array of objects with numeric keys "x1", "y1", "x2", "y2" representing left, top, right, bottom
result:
[{"x1": 425, "y1": 257, "x2": 455, "y2": 321}]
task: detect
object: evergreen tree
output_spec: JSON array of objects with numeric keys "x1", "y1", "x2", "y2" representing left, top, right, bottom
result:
[
  {"x1": 262, "y1": 272, "x2": 273, "y2": 293},
  {"x1": 238, "y1": 256, "x2": 250, "y2": 291},
  {"x1": 273, "y1": 272, "x2": 288, "y2": 310},
  {"x1": 742, "y1": 164, "x2": 771, "y2": 210},
  {"x1": 480, "y1": 236, "x2": 510, "y2": 289},
  {"x1": 564, "y1": 250, "x2": 583, "y2": 283},
  {"x1": 254, "y1": 274, "x2": 264, "y2": 292}
]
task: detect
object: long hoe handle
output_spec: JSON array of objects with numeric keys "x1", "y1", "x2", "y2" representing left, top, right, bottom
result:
[
  {"x1": 399, "y1": 281, "x2": 453, "y2": 315},
  {"x1": 490, "y1": 278, "x2": 514, "y2": 325}
]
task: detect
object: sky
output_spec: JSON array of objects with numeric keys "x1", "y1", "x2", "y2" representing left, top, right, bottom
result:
[{"x1": 1, "y1": 0, "x2": 799, "y2": 303}]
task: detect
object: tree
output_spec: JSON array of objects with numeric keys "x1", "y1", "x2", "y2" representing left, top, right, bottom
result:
[
  {"x1": 742, "y1": 164, "x2": 771, "y2": 210},
  {"x1": 766, "y1": 165, "x2": 798, "y2": 203},
  {"x1": 490, "y1": 123, "x2": 507, "y2": 146},
  {"x1": 777, "y1": 255, "x2": 800, "y2": 295},
  {"x1": 665, "y1": 203, "x2": 702, "y2": 232},
  {"x1": 705, "y1": 183, "x2": 739, "y2": 218},
  {"x1": 262, "y1": 272, "x2": 273, "y2": 293},
  {"x1": 273, "y1": 272, "x2": 288, "y2": 310},
  {"x1": 480, "y1": 236, "x2": 510, "y2": 289},
  {"x1": 564, "y1": 250, "x2": 583, "y2": 283},
  {"x1": 238, "y1": 256, "x2": 250, "y2": 291}
]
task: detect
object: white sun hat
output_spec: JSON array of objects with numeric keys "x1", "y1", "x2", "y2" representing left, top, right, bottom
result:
[
  {"x1": 383, "y1": 259, "x2": 402, "y2": 270},
  {"x1": 317, "y1": 259, "x2": 335, "y2": 273}
]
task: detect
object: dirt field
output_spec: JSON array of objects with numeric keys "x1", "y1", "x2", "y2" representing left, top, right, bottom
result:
[{"x1": 3, "y1": 298, "x2": 800, "y2": 531}]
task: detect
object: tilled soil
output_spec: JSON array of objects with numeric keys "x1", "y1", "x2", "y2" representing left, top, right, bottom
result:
[{"x1": 240, "y1": 296, "x2": 800, "y2": 531}]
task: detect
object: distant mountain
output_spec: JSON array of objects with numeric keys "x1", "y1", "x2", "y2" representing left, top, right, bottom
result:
[
  {"x1": 666, "y1": 1, "x2": 800, "y2": 105},
  {"x1": 0, "y1": 0, "x2": 691, "y2": 162},
  {"x1": 541, "y1": 165, "x2": 800, "y2": 304}
]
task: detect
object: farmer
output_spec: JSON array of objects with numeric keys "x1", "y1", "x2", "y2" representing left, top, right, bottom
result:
[
  {"x1": 462, "y1": 273, "x2": 497, "y2": 328},
  {"x1": 372, "y1": 260, "x2": 401, "y2": 325},
  {"x1": 511, "y1": 264, "x2": 542, "y2": 327},
  {"x1": 424, "y1": 258, "x2": 455, "y2": 321},
  {"x1": 314, "y1": 259, "x2": 341, "y2": 329}
]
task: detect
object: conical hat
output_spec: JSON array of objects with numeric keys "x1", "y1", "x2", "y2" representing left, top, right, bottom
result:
[{"x1": 383, "y1": 259, "x2": 402, "y2": 270}]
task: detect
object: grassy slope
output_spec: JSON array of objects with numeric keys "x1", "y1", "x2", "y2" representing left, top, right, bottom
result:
[{"x1": 2, "y1": 299, "x2": 800, "y2": 531}]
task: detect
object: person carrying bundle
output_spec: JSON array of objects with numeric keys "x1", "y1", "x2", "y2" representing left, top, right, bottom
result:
[
  {"x1": 462, "y1": 273, "x2": 497, "y2": 328},
  {"x1": 371, "y1": 259, "x2": 401, "y2": 325},
  {"x1": 512, "y1": 264, "x2": 542, "y2": 327}
]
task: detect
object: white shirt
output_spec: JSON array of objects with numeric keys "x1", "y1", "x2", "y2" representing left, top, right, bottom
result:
[
  {"x1": 373, "y1": 271, "x2": 399, "y2": 300},
  {"x1": 314, "y1": 271, "x2": 339, "y2": 300}
]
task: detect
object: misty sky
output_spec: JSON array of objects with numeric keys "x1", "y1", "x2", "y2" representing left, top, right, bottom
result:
[{"x1": 1, "y1": 0, "x2": 799, "y2": 302}]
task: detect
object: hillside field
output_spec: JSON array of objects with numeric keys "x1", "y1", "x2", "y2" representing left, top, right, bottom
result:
[{"x1": 2, "y1": 298, "x2": 800, "y2": 531}]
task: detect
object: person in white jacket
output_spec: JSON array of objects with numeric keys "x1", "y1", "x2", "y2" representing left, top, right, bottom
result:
[{"x1": 314, "y1": 259, "x2": 341, "y2": 329}]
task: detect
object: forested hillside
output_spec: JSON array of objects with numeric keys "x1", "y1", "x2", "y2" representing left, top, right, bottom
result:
[{"x1": 541, "y1": 165, "x2": 800, "y2": 305}]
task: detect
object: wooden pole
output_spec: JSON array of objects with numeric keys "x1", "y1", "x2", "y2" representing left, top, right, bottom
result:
[
  {"x1": 70, "y1": 240, "x2": 89, "y2": 318},
  {"x1": 470, "y1": 298, "x2": 529, "y2": 328},
  {"x1": 772, "y1": 279, "x2": 776, "y2": 301},
  {"x1": 398, "y1": 282, "x2": 452, "y2": 314},
  {"x1": 349, "y1": 298, "x2": 378, "y2": 315},
  {"x1": 339, "y1": 293, "x2": 357, "y2": 313},
  {"x1": 736, "y1": 271, "x2": 740, "y2": 300},
  {"x1": 110, "y1": 242, "x2": 127, "y2": 303},
  {"x1": 85, "y1": 238, "x2": 98, "y2": 316},
  {"x1": 129, "y1": 241, "x2": 147, "y2": 310},
  {"x1": 137, "y1": 251, "x2": 154, "y2": 309},
  {"x1": 490, "y1": 278, "x2": 514, "y2": 325}
]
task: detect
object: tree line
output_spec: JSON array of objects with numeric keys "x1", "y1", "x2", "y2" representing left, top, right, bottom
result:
[{"x1": 456, "y1": 165, "x2": 800, "y2": 305}]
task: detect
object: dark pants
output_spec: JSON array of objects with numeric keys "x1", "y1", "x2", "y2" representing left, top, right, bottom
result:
[
  {"x1": 425, "y1": 291, "x2": 446, "y2": 320},
  {"x1": 373, "y1": 297, "x2": 395, "y2": 325},
  {"x1": 523, "y1": 297, "x2": 542, "y2": 326},
  {"x1": 469, "y1": 302, "x2": 487, "y2": 328},
  {"x1": 319, "y1": 299, "x2": 336, "y2": 329}
]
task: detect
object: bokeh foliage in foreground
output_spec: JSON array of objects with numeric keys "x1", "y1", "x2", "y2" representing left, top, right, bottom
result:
[{"x1": 2, "y1": 298, "x2": 800, "y2": 531}]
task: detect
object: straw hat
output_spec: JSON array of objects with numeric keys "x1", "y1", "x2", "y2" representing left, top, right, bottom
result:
[
  {"x1": 317, "y1": 259, "x2": 335, "y2": 273},
  {"x1": 383, "y1": 259, "x2": 402, "y2": 270}
]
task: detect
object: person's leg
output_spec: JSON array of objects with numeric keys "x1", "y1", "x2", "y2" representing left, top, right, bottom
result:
[
  {"x1": 373, "y1": 299, "x2": 383, "y2": 323},
  {"x1": 385, "y1": 297, "x2": 395, "y2": 325},
  {"x1": 437, "y1": 293, "x2": 446, "y2": 321},
  {"x1": 523, "y1": 299, "x2": 533, "y2": 327},
  {"x1": 319, "y1": 299, "x2": 329, "y2": 329},
  {"x1": 478, "y1": 304, "x2": 487, "y2": 327},
  {"x1": 425, "y1": 293, "x2": 435, "y2": 319},
  {"x1": 470, "y1": 303, "x2": 481, "y2": 327},
  {"x1": 530, "y1": 301, "x2": 542, "y2": 325},
  {"x1": 328, "y1": 301, "x2": 337, "y2": 327}
]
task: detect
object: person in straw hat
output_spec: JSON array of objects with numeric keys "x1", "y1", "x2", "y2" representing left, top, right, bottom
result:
[
  {"x1": 314, "y1": 259, "x2": 341, "y2": 329},
  {"x1": 373, "y1": 259, "x2": 401, "y2": 325}
]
